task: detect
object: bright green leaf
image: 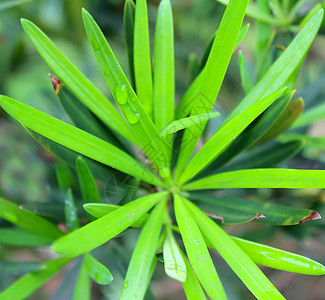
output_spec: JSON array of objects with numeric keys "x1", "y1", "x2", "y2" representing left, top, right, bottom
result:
[
  {"x1": 174, "y1": 194, "x2": 226, "y2": 300},
  {"x1": 20, "y1": 19, "x2": 134, "y2": 143},
  {"x1": 159, "y1": 112, "x2": 219, "y2": 137},
  {"x1": 0, "y1": 196, "x2": 63, "y2": 240},
  {"x1": 51, "y1": 192, "x2": 168, "y2": 256},
  {"x1": 0, "y1": 96, "x2": 163, "y2": 187},
  {"x1": 239, "y1": 50, "x2": 253, "y2": 94},
  {"x1": 84, "y1": 254, "x2": 113, "y2": 285},
  {"x1": 120, "y1": 197, "x2": 167, "y2": 299},
  {"x1": 72, "y1": 261, "x2": 91, "y2": 300},
  {"x1": 184, "y1": 198, "x2": 285, "y2": 300},
  {"x1": 184, "y1": 169, "x2": 325, "y2": 190},
  {"x1": 179, "y1": 88, "x2": 284, "y2": 185}
]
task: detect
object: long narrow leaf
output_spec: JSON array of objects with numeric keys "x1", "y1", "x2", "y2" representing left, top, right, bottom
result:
[
  {"x1": 64, "y1": 189, "x2": 79, "y2": 232},
  {"x1": 184, "y1": 198, "x2": 285, "y2": 299},
  {"x1": 159, "y1": 112, "x2": 219, "y2": 137},
  {"x1": 239, "y1": 50, "x2": 253, "y2": 94},
  {"x1": 51, "y1": 192, "x2": 168, "y2": 256},
  {"x1": 174, "y1": 194, "x2": 226, "y2": 300},
  {"x1": 0, "y1": 197, "x2": 63, "y2": 239},
  {"x1": 187, "y1": 192, "x2": 321, "y2": 225},
  {"x1": 0, "y1": 96, "x2": 163, "y2": 187},
  {"x1": 124, "y1": 0, "x2": 136, "y2": 88},
  {"x1": 0, "y1": 229, "x2": 53, "y2": 247},
  {"x1": 83, "y1": 203, "x2": 149, "y2": 227},
  {"x1": 227, "y1": 9, "x2": 323, "y2": 121},
  {"x1": 20, "y1": 19, "x2": 134, "y2": 143},
  {"x1": 82, "y1": 9, "x2": 171, "y2": 180},
  {"x1": 72, "y1": 261, "x2": 91, "y2": 300},
  {"x1": 120, "y1": 197, "x2": 167, "y2": 299},
  {"x1": 293, "y1": 101, "x2": 325, "y2": 129},
  {"x1": 76, "y1": 156, "x2": 101, "y2": 204},
  {"x1": 133, "y1": 0, "x2": 153, "y2": 116},
  {"x1": 153, "y1": 0, "x2": 175, "y2": 131},
  {"x1": 181, "y1": 251, "x2": 206, "y2": 300},
  {"x1": 232, "y1": 237, "x2": 325, "y2": 275},
  {"x1": 178, "y1": 88, "x2": 284, "y2": 185},
  {"x1": 184, "y1": 169, "x2": 325, "y2": 190},
  {"x1": 173, "y1": 0, "x2": 249, "y2": 180}
]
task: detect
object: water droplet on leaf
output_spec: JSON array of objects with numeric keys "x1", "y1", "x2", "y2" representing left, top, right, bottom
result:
[{"x1": 114, "y1": 85, "x2": 128, "y2": 105}]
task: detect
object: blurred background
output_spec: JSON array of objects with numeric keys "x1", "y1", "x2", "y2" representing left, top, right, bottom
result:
[{"x1": 0, "y1": 0, "x2": 325, "y2": 299}]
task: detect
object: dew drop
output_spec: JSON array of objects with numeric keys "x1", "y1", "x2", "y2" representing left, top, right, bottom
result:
[
  {"x1": 125, "y1": 107, "x2": 140, "y2": 124},
  {"x1": 159, "y1": 166, "x2": 170, "y2": 179},
  {"x1": 114, "y1": 85, "x2": 128, "y2": 105},
  {"x1": 122, "y1": 280, "x2": 129, "y2": 290},
  {"x1": 104, "y1": 69, "x2": 111, "y2": 77}
]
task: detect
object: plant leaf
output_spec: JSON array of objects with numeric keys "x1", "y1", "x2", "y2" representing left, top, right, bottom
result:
[
  {"x1": 232, "y1": 237, "x2": 325, "y2": 275},
  {"x1": 256, "y1": 97, "x2": 305, "y2": 144},
  {"x1": 51, "y1": 192, "x2": 168, "y2": 256},
  {"x1": 279, "y1": 134, "x2": 325, "y2": 150},
  {"x1": 82, "y1": 9, "x2": 171, "y2": 180},
  {"x1": 83, "y1": 203, "x2": 149, "y2": 227},
  {"x1": 159, "y1": 112, "x2": 219, "y2": 137},
  {"x1": 180, "y1": 251, "x2": 206, "y2": 300},
  {"x1": 178, "y1": 88, "x2": 284, "y2": 185},
  {"x1": 76, "y1": 156, "x2": 101, "y2": 204},
  {"x1": 153, "y1": 0, "x2": 174, "y2": 132},
  {"x1": 0, "y1": 257, "x2": 72, "y2": 300},
  {"x1": 174, "y1": 194, "x2": 227, "y2": 300},
  {"x1": 50, "y1": 76, "x2": 126, "y2": 149},
  {"x1": 0, "y1": 229, "x2": 53, "y2": 247},
  {"x1": 188, "y1": 53, "x2": 200, "y2": 85},
  {"x1": 239, "y1": 50, "x2": 253, "y2": 94},
  {"x1": 65, "y1": 189, "x2": 79, "y2": 232},
  {"x1": 187, "y1": 192, "x2": 321, "y2": 225},
  {"x1": 0, "y1": 96, "x2": 163, "y2": 187},
  {"x1": 55, "y1": 163, "x2": 73, "y2": 193},
  {"x1": 163, "y1": 214, "x2": 187, "y2": 282},
  {"x1": 292, "y1": 101, "x2": 325, "y2": 129},
  {"x1": 217, "y1": 140, "x2": 305, "y2": 173},
  {"x1": 184, "y1": 169, "x2": 325, "y2": 190},
  {"x1": 174, "y1": 0, "x2": 249, "y2": 181},
  {"x1": 133, "y1": 0, "x2": 153, "y2": 116},
  {"x1": 184, "y1": 198, "x2": 285, "y2": 300},
  {"x1": 120, "y1": 197, "x2": 167, "y2": 299},
  {"x1": 27, "y1": 128, "x2": 117, "y2": 182},
  {"x1": 227, "y1": 9, "x2": 323, "y2": 121},
  {"x1": 72, "y1": 260, "x2": 91, "y2": 300},
  {"x1": 20, "y1": 19, "x2": 135, "y2": 143},
  {"x1": 0, "y1": 0, "x2": 31, "y2": 10},
  {"x1": 84, "y1": 254, "x2": 113, "y2": 285},
  {"x1": 124, "y1": 0, "x2": 136, "y2": 88},
  {"x1": 0, "y1": 196, "x2": 63, "y2": 239}
]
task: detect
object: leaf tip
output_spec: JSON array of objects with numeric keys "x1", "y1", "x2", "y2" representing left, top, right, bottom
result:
[
  {"x1": 299, "y1": 211, "x2": 321, "y2": 224},
  {"x1": 253, "y1": 213, "x2": 266, "y2": 221},
  {"x1": 49, "y1": 74, "x2": 62, "y2": 94}
]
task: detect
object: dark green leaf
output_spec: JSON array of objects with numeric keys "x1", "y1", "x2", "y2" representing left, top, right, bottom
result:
[
  {"x1": 0, "y1": 258, "x2": 72, "y2": 300},
  {"x1": 76, "y1": 156, "x2": 101, "y2": 204},
  {"x1": 65, "y1": 189, "x2": 79, "y2": 232},
  {"x1": 0, "y1": 262, "x2": 44, "y2": 277},
  {"x1": 187, "y1": 192, "x2": 321, "y2": 225},
  {"x1": 72, "y1": 261, "x2": 91, "y2": 300}
]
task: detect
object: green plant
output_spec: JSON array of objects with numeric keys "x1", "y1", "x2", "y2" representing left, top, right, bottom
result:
[{"x1": 0, "y1": 0, "x2": 325, "y2": 299}]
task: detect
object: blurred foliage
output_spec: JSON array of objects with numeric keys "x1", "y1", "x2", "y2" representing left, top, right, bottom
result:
[{"x1": 0, "y1": 0, "x2": 325, "y2": 299}]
